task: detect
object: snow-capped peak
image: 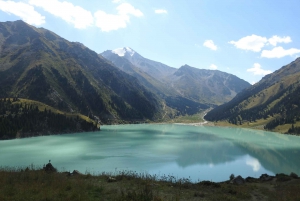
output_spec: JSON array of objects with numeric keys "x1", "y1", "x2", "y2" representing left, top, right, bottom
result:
[{"x1": 112, "y1": 47, "x2": 135, "y2": 57}]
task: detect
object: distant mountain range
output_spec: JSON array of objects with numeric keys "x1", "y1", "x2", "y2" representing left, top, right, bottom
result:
[
  {"x1": 0, "y1": 20, "x2": 251, "y2": 125},
  {"x1": 205, "y1": 58, "x2": 300, "y2": 134},
  {"x1": 102, "y1": 47, "x2": 251, "y2": 107},
  {"x1": 110, "y1": 47, "x2": 176, "y2": 80}
]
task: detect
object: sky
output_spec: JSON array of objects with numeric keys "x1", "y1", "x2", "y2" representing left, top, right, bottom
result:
[{"x1": 1, "y1": 0, "x2": 300, "y2": 84}]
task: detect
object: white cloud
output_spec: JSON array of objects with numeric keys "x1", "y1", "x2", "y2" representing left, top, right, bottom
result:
[
  {"x1": 209, "y1": 64, "x2": 218, "y2": 70},
  {"x1": 229, "y1": 35, "x2": 297, "y2": 56},
  {"x1": 229, "y1": 34, "x2": 268, "y2": 52},
  {"x1": 94, "y1": 11, "x2": 128, "y2": 32},
  {"x1": 247, "y1": 63, "x2": 272, "y2": 76},
  {"x1": 0, "y1": 0, "x2": 143, "y2": 32},
  {"x1": 268, "y1": 35, "x2": 291, "y2": 46},
  {"x1": 155, "y1": 9, "x2": 168, "y2": 14},
  {"x1": 203, "y1": 40, "x2": 218, "y2": 51},
  {"x1": 0, "y1": 0, "x2": 45, "y2": 26},
  {"x1": 94, "y1": 3, "x2": 143, "y2": 32},
  {"x1": 261, "y1": 46, "x2": 300, "y2": 58},
  {"x1": 117, "y1": 3, "x2": 143, "y2": 17},
  {"x1": 29, "y1": 0, "x2": 93, "y2": 29},
  {"x1": 246, "y1": 157, "x2": 261, "y2": 172}
]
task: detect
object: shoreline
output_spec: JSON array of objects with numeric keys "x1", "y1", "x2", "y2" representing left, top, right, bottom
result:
[{"x1": 1, "y1": 120, "x2": 298, "y2": 141}]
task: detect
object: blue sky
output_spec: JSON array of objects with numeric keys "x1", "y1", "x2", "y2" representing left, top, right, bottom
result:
[{"x1": 1, "y1": 0, "x2": 300, "y2": 84}]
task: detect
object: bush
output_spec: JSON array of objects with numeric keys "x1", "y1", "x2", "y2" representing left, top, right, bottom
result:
[{"x1": 229, "y1": 174, "x2": 235, "y2": 180}]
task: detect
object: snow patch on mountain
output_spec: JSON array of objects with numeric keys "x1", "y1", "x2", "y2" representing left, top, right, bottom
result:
[{"x1": 112, "y1": 47, "x2": 135, "y2": 57}]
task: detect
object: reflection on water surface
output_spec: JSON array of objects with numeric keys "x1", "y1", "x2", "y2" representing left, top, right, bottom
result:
[{"x1": 0, "y1": 124, "x2": 299, "y2": 182}]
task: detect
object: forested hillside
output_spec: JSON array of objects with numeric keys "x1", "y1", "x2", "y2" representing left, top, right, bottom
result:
[
  {"x1": 205, "y1": 58, "x2": 300, "y2": 134},
  {"x1": 0, "y1": 98, "x2": 98, "y2": 140},
  {"x1": 0, "y1": 20, "x2": 163, "y2": 123}
]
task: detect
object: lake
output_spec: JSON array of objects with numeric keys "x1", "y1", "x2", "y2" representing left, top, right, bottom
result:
[{"x1": 0, "y1": 124, "x2": 300, "y2": 182}]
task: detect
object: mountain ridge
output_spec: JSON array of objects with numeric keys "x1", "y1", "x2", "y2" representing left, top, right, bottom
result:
[
  {"x1": 102, "y1": 49, "x2": 251, "y2": 106},
  {"x1": 0, "y1": 20, "x2": 164, "y2": 123},
  {"x1": 205, "y1": 57, "x2": 300, "y2": 134},
  {"x1": 101, "y1": 49, "x2": 209, "y2": 116},
  {"x1": 108, "y1": 47, "x2": 177, "y2": 80},
  {"x1": 170, "y1": 64, "x2": 250, "y2": 104}
]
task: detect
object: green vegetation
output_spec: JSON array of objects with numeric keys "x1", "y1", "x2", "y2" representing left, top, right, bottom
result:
[
  {"x1": 0, "y1": 98, "x2": 98, "y2": 140},
  {"x1": 205, "y1": 58, "x2": 300, "y2": 134},
  {"x1": 0, "y1": 20, "x2": 253, "y2": 124},
  {"x1": 166, "y1": 111, "x2": 206, "y2": 124},
  {"x1": 288, "y1": 124, "x2": 300, "y2": 135},
  {"x1": 0, "y1": 20, "x2": 163, "y2": 124},
  {"x1": 11, "y1": 98, "x2": 96, "y2": 123},
  {"x1": 165, "y1": 96, "x2": 209, "y2": 116},
  {"x1": 1, "y1": 163, "x2": 300, "y2": 201}
]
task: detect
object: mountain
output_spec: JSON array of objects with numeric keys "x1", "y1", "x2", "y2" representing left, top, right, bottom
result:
[
  {"x1": 168, "y1": 65, "x2": 251, "y2": 105},
  {"x1": 102, "y1": 49, "x2": 176, "y2": 96},
  {"x1": 101, "y1": 49, "x2": 209, "y2": 116},
  {"x1": 205, "y1": 57, "x2": 300, "y2": 134},
  {"x1": 110, "y1": 47, "x2": 177, "y2": 80},
  {"x1": 102, "y1": 48, "x2": 251, "y2": 107},
  {"x1": 0, "y1": 20, "x2": 163, "y2": 123}
]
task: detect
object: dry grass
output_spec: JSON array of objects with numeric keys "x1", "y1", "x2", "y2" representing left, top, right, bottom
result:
[
  {"x1": 1, "y1": 165, "x2": 300, "y2": 201},
  {"x1": 8, "y1": 98, "x2": 97, "y2": 124},
  {"x1": 166, "y1": 110, "x2": 207, "y2": 124},
  {"x1": 214, "y1": 115, "x2": 300, "y2": 134},
  {"x1": 0, "y1": 166, "x2": 97, "y2": 201},
  {"x1": 167, "y1": 114, "x2": 204, "y2": 124}
]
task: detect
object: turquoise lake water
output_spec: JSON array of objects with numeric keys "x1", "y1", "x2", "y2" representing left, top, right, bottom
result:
[{"x1": 0, "y1": 124, "x2": 300, "y2": 182}]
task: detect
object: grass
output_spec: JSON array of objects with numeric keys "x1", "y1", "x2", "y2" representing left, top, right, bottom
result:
[
  {"x1": 0, "y1": 166, "x2": 101, "y2": 201},
  {"x1": 1, "y1": 164, "x2": 300, "y2": 201},
  {"x1": 164, "y1": 109, "x2": 288, "y2": 134},
  {"x1": 169, "y1": 114, "x2": 204, "y2": 123},
  {"x1": 8, "y1": 98, "x2": 97, "y2": 124},
  {"x1": 166, "y1": 110, "x2": 207, "y2": 124},
  {"x1": 214, "y1": 72, "x2": 300, "y2": 135},
  {"x1": 242, "y1": 72, "x2": 300, "y2": 111},
  {"x1": 214, "y1": 116, "x2": 300, "y2": 134}
]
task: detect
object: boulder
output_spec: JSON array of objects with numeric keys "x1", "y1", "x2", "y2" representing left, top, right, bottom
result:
[
  {"x1": 72, "y1": 170, "x2": 82, "y2": 175},
  {"x1": 43, "y1": 162, "x2": 57, "y2": 172},
  {"x1": 231, "y1": 175, "x2": 245, "y2": 185},
  {"x1": 245, "y1": 176, "x2": 257, "y2": 183},
  {"x1": 108, "y1": 176, "x2": 117, "y2": 182},
  {"x1": 276, "y1": 173, "x2": 291, "y2": 182},
  {"x1": 260, "y1": 174, "x2": 273, "y2": 181},
  {"x1": 290, "y1": 172, "x2": 298, "y2": 179}
]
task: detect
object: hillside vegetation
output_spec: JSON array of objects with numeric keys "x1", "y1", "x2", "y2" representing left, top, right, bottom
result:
[
  {"x1": 0, "y1": 98, "x2": 98, "y2": 140},
  {"x1": 0, "y1": 20, "x2": 163, "y2": 123},
  {"x1": 205, "y1": 58, "x2": 300, "y2": 134}
]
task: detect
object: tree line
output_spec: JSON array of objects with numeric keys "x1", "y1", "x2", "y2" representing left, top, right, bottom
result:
[
  {"x1": 206, "y1": 81, "x2": 300, "y2": 133},
  {"x1": 0, "y1": 98, "x2": 98, "y2": 140}
]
